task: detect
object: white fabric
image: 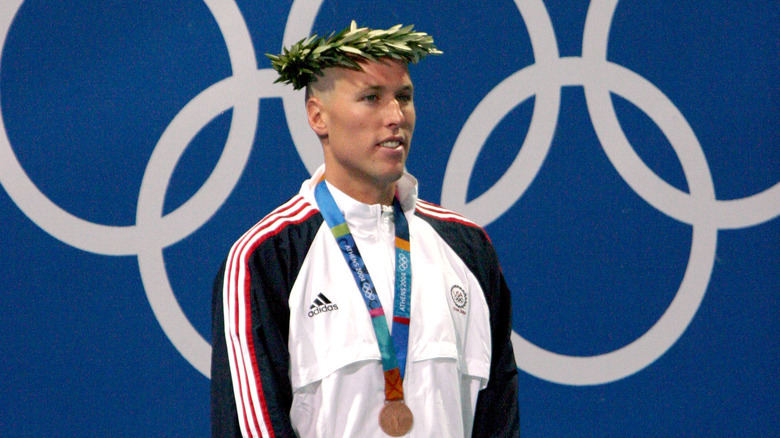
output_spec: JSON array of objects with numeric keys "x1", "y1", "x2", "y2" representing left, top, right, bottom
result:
[{"x1": 287, "y1": 166, "x2": 491, "y2": 437}]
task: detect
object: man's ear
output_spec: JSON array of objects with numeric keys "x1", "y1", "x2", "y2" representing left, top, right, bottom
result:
[{"x1": 306, "y1": 97, "x2": 328, "y2": 139}]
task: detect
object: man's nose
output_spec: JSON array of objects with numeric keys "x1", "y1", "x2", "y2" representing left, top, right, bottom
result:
[{"x1": 385, "y1": 98, "x2": 406, "y2": 126}]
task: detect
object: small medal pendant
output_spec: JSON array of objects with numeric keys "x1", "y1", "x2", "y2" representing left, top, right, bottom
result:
[{"x1": 379, "y1": 399, "x2": 414, "y2": 436}]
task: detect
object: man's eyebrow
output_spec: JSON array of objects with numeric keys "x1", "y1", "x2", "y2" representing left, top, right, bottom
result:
[{"x1": 359, "y1": 84, "x2": 414, "y2": 93}]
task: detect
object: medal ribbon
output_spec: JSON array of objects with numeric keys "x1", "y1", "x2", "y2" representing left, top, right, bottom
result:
[{"x1": 314, "y1": 180, "x2": 411, "y2": 401}]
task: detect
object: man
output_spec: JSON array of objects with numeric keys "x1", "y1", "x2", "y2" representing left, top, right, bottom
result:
[{"x1": 211, "y1": 21, "x2": 519, "y2": 437}]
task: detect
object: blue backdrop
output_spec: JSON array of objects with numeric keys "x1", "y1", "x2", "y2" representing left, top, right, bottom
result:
[{"x1": 1, "y1": 0, "x2": 777, "y2": 436}]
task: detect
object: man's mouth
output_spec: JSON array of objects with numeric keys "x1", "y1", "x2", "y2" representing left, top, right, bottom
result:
[{"x1": 378, "y1": 139, "x2": 403, "y2": 148}]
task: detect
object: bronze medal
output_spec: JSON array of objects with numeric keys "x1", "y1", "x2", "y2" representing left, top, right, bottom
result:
[{"x1": 379, "y1": 399, "x2": 414, "y2": 436}]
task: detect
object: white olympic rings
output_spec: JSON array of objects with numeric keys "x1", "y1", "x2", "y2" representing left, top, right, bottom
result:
[
  {"x1": 1, "y1": 0, "x2": 778, "y2": 384},
  {"x1": 398, "y1": 254, "x2": 410, "y2": 271}
]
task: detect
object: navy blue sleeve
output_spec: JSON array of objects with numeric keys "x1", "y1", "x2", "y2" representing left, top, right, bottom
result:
[
  {"x1": 210, "y1": 210, "x2": 322, "y2": 438},
  {"x1": 471, "y1": 266, "x2": 520, "y2": 437},
  {"x1": 211, "y1": 261, "x2": 242, "y2": 437}
]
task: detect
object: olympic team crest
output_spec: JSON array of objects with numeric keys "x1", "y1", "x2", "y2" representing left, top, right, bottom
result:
[{"x1": 450, "y1": 285, "x2": 468, "y2": 312}]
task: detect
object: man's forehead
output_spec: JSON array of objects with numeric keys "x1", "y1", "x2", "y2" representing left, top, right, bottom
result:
[
  {"x1": 308, "y1": 59, "x2": 412, "y2": 99},
  {"x1": 327, "y1": 60, "x2": 411, "y2": 87}
]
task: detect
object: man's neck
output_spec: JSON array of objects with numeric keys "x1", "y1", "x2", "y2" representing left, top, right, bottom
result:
[{"x1": 323, "y1": 175, "x2": 395, "y2": 206}]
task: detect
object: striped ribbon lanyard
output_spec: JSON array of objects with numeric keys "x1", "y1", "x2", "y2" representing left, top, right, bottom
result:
[{"x1": 314, "y1": 180, "x2": 412, "y2": 401}]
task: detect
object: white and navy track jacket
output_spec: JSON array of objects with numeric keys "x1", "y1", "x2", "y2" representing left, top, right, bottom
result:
[{"x1": 211, "y1": 166, "x2": 519, "y2": 437}]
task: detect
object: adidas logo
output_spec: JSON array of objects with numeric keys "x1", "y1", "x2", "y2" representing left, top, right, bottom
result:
[{"x1": 308, "y1": 293, "x2": 339, "y2": 317}]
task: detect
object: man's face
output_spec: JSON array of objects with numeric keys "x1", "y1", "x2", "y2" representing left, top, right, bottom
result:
[{"x1": 307, "y1": 59, "x2": 415, "y2": 203}]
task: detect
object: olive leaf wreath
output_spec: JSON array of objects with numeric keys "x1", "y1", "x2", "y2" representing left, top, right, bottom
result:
[{"x1": 266, "y1": 20, "x2": 442, "y2": 90}]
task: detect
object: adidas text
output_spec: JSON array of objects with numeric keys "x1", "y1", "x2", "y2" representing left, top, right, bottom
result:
[{"x1": 308, "y1": 304, "x2": 339, "y2": 317}]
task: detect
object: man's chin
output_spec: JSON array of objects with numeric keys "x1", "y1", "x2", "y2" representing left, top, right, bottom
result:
[{"x1": 384, "y1": 167, "x2": 406, "y2": 184}]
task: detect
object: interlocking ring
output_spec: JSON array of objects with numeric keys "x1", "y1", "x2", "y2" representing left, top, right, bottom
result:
[
  {"x1": 397, "y1": 253, "x2": 410, "y2": 271},
  {"x1": 440, "y1": 0, "x2": 779, "y2": 385},
  {"x1": 0, "y1": 0, "x2": 295, "y2": 377}
]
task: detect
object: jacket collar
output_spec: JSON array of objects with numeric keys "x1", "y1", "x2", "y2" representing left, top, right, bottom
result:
[{"x1": 300, "y1": 164, "x2": 418, "y2": 217}]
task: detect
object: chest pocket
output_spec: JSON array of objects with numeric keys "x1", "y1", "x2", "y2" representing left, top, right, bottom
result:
[
  {"x1": 287, "y1": 230, "x2": 385, "y2": 390},
  {"x1": 407, "y1": 241, "x2": 492, "y2": 383}
]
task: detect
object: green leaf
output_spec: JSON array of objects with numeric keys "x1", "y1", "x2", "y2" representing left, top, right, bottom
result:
[
  {"x1": 312, "y1": 44, "x2": 331, "y2": 55},
  {"x1": 385, "y1": 42, "x2": 412, "y2": 52},
  {"x1": 395, "y1": 24, "x2": 415, "y2": 35},
  {"x1": 367, "y1": 29, "x2": 389, "y2": 39},
  {"x1": 339, "y1": 45, "x2": 365, "y2": 56}
]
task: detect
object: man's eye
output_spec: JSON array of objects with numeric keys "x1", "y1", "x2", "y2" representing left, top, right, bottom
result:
[
  {"x1": 363, "y1": 94, "x2": 378, "y2": 102},
  {"x1": 397, "y1": 94, "x2": 412, "y2": 103}
]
